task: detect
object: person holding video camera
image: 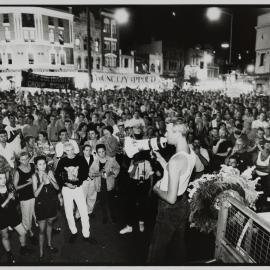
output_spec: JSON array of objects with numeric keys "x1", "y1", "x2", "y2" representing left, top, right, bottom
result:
[{"x1": 119, "y1": 151, "x2": 153, "y2": 234}]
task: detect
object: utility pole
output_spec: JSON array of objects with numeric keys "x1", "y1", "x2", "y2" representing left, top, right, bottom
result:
[{"x1": 86, "y1": 7, "x2": 92, "y2": 89}]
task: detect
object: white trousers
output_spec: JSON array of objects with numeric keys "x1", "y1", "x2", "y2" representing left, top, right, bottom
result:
[
  {"x1": 62, "y1": 186, "x2": 90, "y2": 238},
  {"x1": 76, "y1": 180, "x2": 97, "y2": 218},
  {"x1": 20, "y1": 198, "x2": 35, "y2": 232}
]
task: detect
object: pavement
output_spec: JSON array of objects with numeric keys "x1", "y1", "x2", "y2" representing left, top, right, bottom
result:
[{"x1": 0, "y1": 194, "x2": 215, "y2": 265}]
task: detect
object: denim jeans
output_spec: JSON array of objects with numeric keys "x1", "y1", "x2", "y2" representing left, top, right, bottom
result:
[{"x1": 147, "y1": 193, "x2": 190, "y2": 265}]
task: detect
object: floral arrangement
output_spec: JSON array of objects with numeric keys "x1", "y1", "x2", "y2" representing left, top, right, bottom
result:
[{"x1": 188, "y1": 165, "x2": 260, "y2": 234}]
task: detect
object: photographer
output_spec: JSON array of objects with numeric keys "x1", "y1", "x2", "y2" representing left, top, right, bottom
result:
[
  {"x1": 119, "y1": 151, "x2": 153, "y2": 234},
  {"x1": 89, "y1": 144, "x2": 120, "y2": 224}
]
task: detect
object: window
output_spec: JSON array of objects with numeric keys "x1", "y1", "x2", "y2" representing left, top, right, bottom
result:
[
  {"x1": 124, "y1": 58, "x2": 129, "y2": 68},
  {"x1": 75, "y1": 38, "x2": 80, "y2": 49},
  {"x1": 111, "y1": 20, "x2": 116, "y2": 34},
  {"x1": 29, "y1": 30, "x2": 35, "y2": 41},
  {"x1": 58, "y1": 19, "x2": 63, "y2": 28},
  {"x1": 169, "y1": 61, "x2": 177, "y2": 70},
  {"x1": 60, "y1": 53, "x2": 65, "y2": 65},
  {"x1": 23, "y1": 29, "x2": 35, "y2": 42},
  {"x1": 83, "y1": 37, "x2": 87, "y2": 51},
  {"x1": 28, "y1": 53, "x2": 34, "y2": 64},
  {"x1": 7, "y1": 53, "x2": 12, "y2": 65},
  {"x1": 48, "y1": 17, "x2": 54, "y2": 26},
  {"x1": 23, "y1": 30, "x2": 29, "y2": 41},
  {"x1": 105, "y1": 56, "x2": 116, "y2": 67},
  {"x1": 77, "y1": 56, "x2": 81, "y2": 69},
  {"x1": 5, "y1": 27, "x2": 10, "y2": 42},
  {"x1": 85, "y1": 57, "x2": 88, "y2": 69},
  {"x1": 59, "y1": 30, "x2": 64, "y2": 45},
  {"x1": 103, "y1": 18, "x2": 110, "y2": 33},
  {"x1": 200, "y1": 61, "x2": 204, "y2": 69},
  {"x1": 260, "y1": 53, "x2": 266, "y2": 66},
  {"x1": 22, "y1": 13, "x2": 35, "y2": 27},
  {"x1": 95, "y1": 39, "x2": 99, "y2": 52},
  {"x1": 50, "y1": 53, "x2": 56, "y2": 65},
  {"x1": 96, "y1": 57, "x2": 100, "y2": 69},
  {"x1": 0, "y1": 54, "x2": 2, "y2": 65},
  {"x1": 3, "y1": 14, "x2": 9, "y2": 24},
  {"x1": 104, "y1": 40, "x2": 110, "y2": 50},
  {"x1": 156, "y1": 60, "x2": 160, "y2": 72},
  {"x1": 150, "y1": 63, "x2": 155, "y2": 72},
  {"x1": 111, "y1": 41, "x2": 117, "y2": 51},
  {"x1": 49, "y1": 28, "x2": 54, "y2": 43}
]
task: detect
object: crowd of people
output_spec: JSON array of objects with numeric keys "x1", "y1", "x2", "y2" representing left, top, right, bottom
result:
[{"x1": 0, "y1": 86, "x2": 270, "y2": 264}]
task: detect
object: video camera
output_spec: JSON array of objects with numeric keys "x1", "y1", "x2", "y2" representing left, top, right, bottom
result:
[{"x1": 124, "y1": 136, "x2": 167, "y2": 158}]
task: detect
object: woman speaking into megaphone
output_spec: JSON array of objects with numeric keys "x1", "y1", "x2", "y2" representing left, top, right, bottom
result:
[{"x1": 147, "y1": 122, "x2": 196, "y2": 265}]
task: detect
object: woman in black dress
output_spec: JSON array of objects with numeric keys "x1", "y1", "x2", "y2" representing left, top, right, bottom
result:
[
  {"x1": 13, "y1": 151, "x2": 36, "y2": 243},
  {"x1": 0, "y1": 172, "x2": 32, "y2": 263},
  {"x1": 32, "y1": 156, "x2": 59, "y2": 260}
]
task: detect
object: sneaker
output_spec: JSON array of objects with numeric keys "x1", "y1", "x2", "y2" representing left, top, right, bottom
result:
[
  {"x1": 7, "y1": 252, "x2": 16, "y2": 264},
  {"x1": 20, "y1": 246, "x2": 34, "y2": 255},
  {"x1": 139, "y1": 221, "x2": 145, "y2": 232},
  {"x1": 119, "y1": 225, "x2": 133, "y2": 234},
  {"x1": 83, "y1": 236, "x2": 97, "y2": 245},
  {"x1": 69, "y1": 233, "x2": 78, "y2": 244}
]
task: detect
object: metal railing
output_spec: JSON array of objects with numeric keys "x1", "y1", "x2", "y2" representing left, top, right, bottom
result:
[{"x1": 215, "y1": 197, "x2": 270, "y2": 264}]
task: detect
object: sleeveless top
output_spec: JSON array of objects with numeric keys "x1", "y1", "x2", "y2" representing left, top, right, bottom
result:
[
  {"x1": 35, "y1": 172, "x2": 57, "y2": 202},
  {"x1": 159, "y1": 150, "x2": 196, "y2": 196},
  {"x1": 256, "y1": 152, "x2": 270, "y2": 176},
  {"x1": 17, "y1": 163, "x2": 35, "y2": 201}
]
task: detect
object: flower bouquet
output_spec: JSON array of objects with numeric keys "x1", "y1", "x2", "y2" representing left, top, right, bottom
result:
[{"x1": 188, "y1": 165, "x2": 260, "y2": 234}]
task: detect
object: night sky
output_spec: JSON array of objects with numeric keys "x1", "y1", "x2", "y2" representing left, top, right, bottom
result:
[{"x1": 54, "y1": 5, "x2": 270, "y2": 63}]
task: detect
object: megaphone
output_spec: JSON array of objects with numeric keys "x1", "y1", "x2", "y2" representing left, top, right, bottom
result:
[{"x1": 124, "y1": 137, "x2": 167, "y2": 158}]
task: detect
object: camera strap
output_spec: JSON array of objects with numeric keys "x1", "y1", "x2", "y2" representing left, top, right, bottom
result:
[
  {"x1": 157, "y1": 137, "x2": 162, "y2": 150},
  {"x1": 148, "y1": 139, "x2": 152, "y2": 151}
]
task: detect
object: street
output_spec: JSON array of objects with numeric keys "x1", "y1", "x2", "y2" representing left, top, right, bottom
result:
[{"x1": 0, "y1": 195, "x2": 215, "y2": 265}]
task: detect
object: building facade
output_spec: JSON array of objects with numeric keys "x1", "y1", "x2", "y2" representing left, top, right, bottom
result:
[
  {"x1": 0, "y1": 7, "x2": 74, "y2": 72},
  {"x1": 255, "y1": 12, "x2": 270, "y2": 93},
  {"x1": 119, "y1": 50, "x2": 134, "y2": 73},
  {"x1": 136, "y1": 39, "x2": 183, "y2": 82},
  {"x1": 73, "y1": 10, "x2": 102, "y2": 72},
  {"x1": 184, "y1": 47, "x2": 219, "y2": 82},
  {"x1": 100, "y1": 9, "x2": 119, "y2": 70}
]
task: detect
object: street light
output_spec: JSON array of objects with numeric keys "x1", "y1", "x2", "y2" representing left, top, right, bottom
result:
[
  {"x1": 206, "y1": 7, "x2": 233, "y2": 65},
  {"x1": 114, "y1": 8, "x2": 129, "y2": 25},
  {"x1": 221, "y1": 42, "x2": 229, "y2": 49},
  {"x1": 206, "y1": 7, "x2": 221, "y2": 21}
]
